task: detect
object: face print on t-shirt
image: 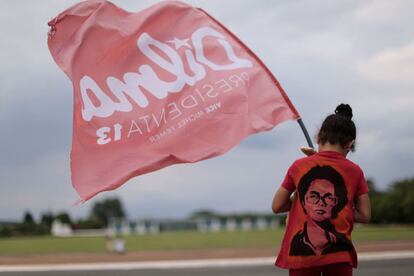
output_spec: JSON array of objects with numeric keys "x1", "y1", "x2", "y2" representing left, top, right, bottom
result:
[
  {"x1": 304, "y1": 179, "x2": 338, "y2": 222},
  {"x1": 289, "y1": 165, "x2": 352, "y2": 256}
]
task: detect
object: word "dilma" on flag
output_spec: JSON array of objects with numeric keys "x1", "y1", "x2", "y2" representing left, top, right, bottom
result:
[{"x1": 47, "y1": 0, "x2": 300, "y2": 202}]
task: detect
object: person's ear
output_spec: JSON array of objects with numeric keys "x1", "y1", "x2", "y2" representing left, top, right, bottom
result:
[
  {"x1": 316, "y1": 135, "x2": 321, "y2": 145},
  {"x1": 347, "y1": 140, "x2": 355, "y2": 151}
]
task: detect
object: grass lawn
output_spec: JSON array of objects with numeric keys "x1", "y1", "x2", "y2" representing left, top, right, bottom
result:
[{"x1": 0, "y1": 225, "x2": 413, "y2": 256}]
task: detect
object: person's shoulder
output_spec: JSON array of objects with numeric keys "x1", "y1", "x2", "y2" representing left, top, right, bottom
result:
[
  {"x1": 284, "y1": 156, "x2": 316, "y2": 177},
  {"x1": 292, "y1": 155, "x2": 315, "y2": 165},
  {"x1": 343, "y1": 158, "x2": 364, "y2": 173},
  {"x1": 288, "y1": 154, "x2": 324, "y2": 171}
]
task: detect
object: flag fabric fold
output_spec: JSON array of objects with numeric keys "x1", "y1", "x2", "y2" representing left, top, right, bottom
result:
[{"x1": 48, "y1": 0, "x2": 300, "y2": 201}]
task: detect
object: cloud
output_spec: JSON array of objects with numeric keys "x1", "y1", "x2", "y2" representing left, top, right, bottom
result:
[
  {"x1": 0, "y1": 152, "x2": 76, "y2": 220},
  {"x1": 353, "y1": 0, "x2": 414, "y2": 24},
  {"x1": 357, "y1": 41, "x2": 414, "y2": 84}
]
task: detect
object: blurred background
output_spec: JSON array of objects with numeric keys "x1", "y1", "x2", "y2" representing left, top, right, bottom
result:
[{"x1": 0, "y1": 0, "x2": 413, "y2": 271}]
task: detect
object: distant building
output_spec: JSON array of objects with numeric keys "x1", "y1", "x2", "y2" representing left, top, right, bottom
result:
[
  {"x1": 51, "y1": 220, "x2": 73, "y2": 237},
  {"x1": 193, "y1": 212, "x2": 281, "y2": 233},
  {"x1": 108, "y1": 212, "x2": 283, "y2": 235}
]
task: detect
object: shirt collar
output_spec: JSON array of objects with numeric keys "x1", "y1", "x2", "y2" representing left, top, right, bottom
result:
[{"x1": 317, "y1": 150, "x2": 346, "y2": 158}]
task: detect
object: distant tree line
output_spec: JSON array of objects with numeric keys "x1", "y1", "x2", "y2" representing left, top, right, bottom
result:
[
  {"x1": 188, "y1": 178, "x2": 414, "y2": 225},
  {"x1": 0, "y1": 178, "x2": 413, "y2": 237},
  {"x1": 368, "y1": 178, "x2": 414, "y2": 224},
  {"x1": 0, "y1": 197, "x2": 125, "y2": 237}
]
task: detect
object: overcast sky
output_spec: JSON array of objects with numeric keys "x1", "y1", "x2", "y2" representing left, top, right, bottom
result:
[{"x1": 1, "y1": 0, "x2": 413, "y2": 221}]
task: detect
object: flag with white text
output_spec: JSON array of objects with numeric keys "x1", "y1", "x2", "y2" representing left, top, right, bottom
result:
[{"x1": 48, "y1": 0, "x2": 300, "y2": 201}]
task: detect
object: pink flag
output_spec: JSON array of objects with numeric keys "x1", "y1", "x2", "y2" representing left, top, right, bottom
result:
[{"x1": 48, "y1": 0, "x2": 300, "y2": 202}]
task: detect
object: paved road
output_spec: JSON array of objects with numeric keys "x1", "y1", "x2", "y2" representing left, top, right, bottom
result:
[{"x1": 1, "y1": 258, "x2": 413, "y2": 276}]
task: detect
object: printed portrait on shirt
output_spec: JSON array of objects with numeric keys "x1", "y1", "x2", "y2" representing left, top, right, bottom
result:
[{"x1": 289, "y1": 165, "x2": 353, "y2": 256}]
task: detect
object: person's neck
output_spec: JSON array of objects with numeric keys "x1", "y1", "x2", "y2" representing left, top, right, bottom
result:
[
  {"x1": 305, "y1": 219, "x2": 329, "y2": 254},
  {"x1": 318, "y1": 143, "x2": 348, "y2": 156}
]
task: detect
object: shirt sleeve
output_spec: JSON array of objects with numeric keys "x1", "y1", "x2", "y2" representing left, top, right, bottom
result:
[
  {"x1": 281, "y1": 164, "x2": 296, "y2": 192},
  {"x1": 355, "y1": 169, "x2": 369, "y2": 197}
]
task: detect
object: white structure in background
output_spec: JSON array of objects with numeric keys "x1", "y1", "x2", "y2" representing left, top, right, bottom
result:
[
  {"x1": 109, "y1": 219, "x2": 163, "y2": 235},
  {"x1": 51, "y1": 220, "x2": 107, "y2": 237},
  {"x1": 51, "y1": 220, "x2": 73, "y2": 237},
  {"x1": 194, "y1": 214, "x2": 280, "y2": 233},
  {"x1": 241, "y1": 218, "x2": 252, "y2": 231},
  {"x1": 108, "y1": 213, "x2": 282, "y2": 235},
  {"x1": 256, "y1": 217, "x2": 268, "y2": 230},
  {"x1": 226, "y1": 218, "x2": 237, "y2": 231}
]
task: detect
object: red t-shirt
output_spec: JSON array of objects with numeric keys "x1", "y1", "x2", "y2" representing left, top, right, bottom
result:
[{"x1": 275, "y1": 151, "x2": 369, "y2": 269}]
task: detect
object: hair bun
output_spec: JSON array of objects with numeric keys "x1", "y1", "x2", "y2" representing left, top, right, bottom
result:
[{"x1": 335, "y1": 104, "x2": 353, "y2": 119}]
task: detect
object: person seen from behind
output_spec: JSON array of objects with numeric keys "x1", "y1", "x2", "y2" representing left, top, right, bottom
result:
[{"x1": 272, "y1": 104, "x2": 371, "y2": 276}]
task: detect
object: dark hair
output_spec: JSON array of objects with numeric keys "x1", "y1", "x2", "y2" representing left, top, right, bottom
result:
[
  {"x1": 318, "y1": 104, "x2": 356, "y2": 151},
  {"x1": 298, "y1": 166, "x2": 348, "y2": 219}
]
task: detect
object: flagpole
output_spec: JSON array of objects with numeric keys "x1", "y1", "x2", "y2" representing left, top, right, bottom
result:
[{"x1": 297, "y1": 118, "x2": 314, "y2": 149}]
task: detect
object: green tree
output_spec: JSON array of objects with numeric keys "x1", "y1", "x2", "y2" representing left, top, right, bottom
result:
[
  {"x1": 190, "y1": 209, "x2": 218, "y2": 219},
  {"x1": 366, "y1": 179, "x2": 378, "y2": 195},
  {"x1": 386, "y1": 178, "x2": 414, "y2": 223},
  {"x1": 0, "y1": 226, "x2": 13, "y2": 237},
  {"x1": 90, "y1": 197, "x2": 125, "y2": 226},
  {"x1": 73, "y1": 217, "x2": 105, "y2": 230},
  {"x1": 369, "y1": 177, "x2": 414, "y2": 224},
  {"x1": 40, "y1": 212, "x2": 55, "y2": 228},
  {"x1": 368, "y1": 180, "x2": 386, "y2": 224},
  {"x1": 23, "y1": 212, "x2": 35, "y2": 225},
  {"x1": 55, "y1": 212, "x2": 72, "y2": 225},
  {"x1": 18, "y1": 211, "x2": 36, "y2": 235}
]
